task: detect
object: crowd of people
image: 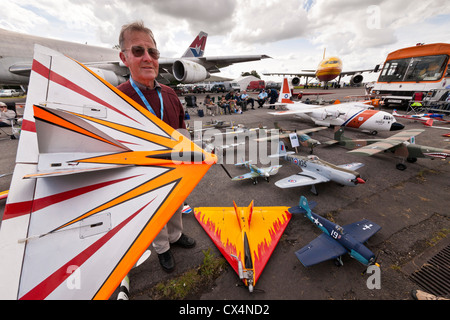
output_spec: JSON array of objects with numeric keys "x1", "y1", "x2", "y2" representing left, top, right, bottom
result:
[{"x1": 202, "y1": 88, "x2": 279, "y2": 116}]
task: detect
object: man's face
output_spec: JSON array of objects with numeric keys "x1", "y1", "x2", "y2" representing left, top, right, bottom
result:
[{"x1": 120, "y1": 30, "x2": 159, "y2": 87}]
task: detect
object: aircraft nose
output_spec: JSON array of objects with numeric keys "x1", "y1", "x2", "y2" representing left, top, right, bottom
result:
[{"x1": 390, "y1": 122, "x2": 404, "y2": 131}]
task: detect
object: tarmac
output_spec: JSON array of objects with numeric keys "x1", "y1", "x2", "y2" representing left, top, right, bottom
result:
[{"x1": 1, "y1": 87, "x2": 449, "y2": 304}]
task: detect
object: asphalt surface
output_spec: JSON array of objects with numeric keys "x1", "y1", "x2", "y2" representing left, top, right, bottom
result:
[{"x1": 1, "y1": 88, "x2": 449, "y2": 304}]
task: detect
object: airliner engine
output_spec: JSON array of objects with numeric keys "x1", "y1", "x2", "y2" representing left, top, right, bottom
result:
[
  {"x1": 291, "y1": 77, "x2": 301, "y2": 86},
  {"x1": 173, "y1": 60, "x2": 209, "y2": 83},
  {"x1": 90, "y1": 67, "x2": 127, "y2": 86},
  {"x1": 350, "y1": 73, "x2": 363, "y2": 85}
]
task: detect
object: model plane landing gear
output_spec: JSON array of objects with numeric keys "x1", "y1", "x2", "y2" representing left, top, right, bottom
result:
[
  {"x1": 396, "y1": 163, "x2": 407, "y2": 170},
  {"x1": 334, "y1": 256, "x2": 344, "y2": 267},
  {"x1": 252, "y1": 179, "x2": 258, "y2": 185}
]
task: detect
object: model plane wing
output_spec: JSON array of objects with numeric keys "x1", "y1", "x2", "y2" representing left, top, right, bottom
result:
[
  {"x1": 295, "y1": 234, "x2": 347, "y2": 267},
  {"x1": 0, "y1": 44, "x2": 216, "y2": 300},
  {"x1": 232, "y1": 172, "x2": 260, "y2": 181},
  {"x1": 342, "y1": 219, "x2": 381, "y2": 243},
  {"x1": 348, "y1": 129, "x2": 424, "y2": 156},
  {"x1": 275, "y1": 171, "x2": 330, "y2": 188},
  {"x1": 194, "y1": 203, "x2": 291, "y2": 289},
  {"x1": 337, "y1": 162, "x2": 365, "y2": 171}
]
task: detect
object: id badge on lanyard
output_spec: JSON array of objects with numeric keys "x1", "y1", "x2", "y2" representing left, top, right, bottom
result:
[{"x1": 130, "y1": 77, "x2": 164, "y2": 120}]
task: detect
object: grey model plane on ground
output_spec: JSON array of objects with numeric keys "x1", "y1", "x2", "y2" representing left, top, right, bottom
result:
[
  {"x1": 0, "y1": 28, "x2": 270, "y2": 86},
  {"x1": 231, "y1": 160, "x2": 282, "y2": 185},
  {"x1": 271, "y1": 141, "x2": 366, "y2": 195},
  {"x1": 330, "y1": 127, "x2": 450, "y2": 170},
  {"x1": 255, "y1": 122, "x2": 327, "y2": 154}
]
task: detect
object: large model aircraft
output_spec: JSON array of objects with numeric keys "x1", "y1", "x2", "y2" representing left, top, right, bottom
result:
[
  {"x1": 0, "y1": 28, "x2": 270, "y2": 86},
  {"x1": 195, "y1": 201, "x2": 291, "y2": 292},
  {"x1": 264, "y1": 49, "x2": 376, "y2": 88},
  {"x1": 289, "y1": 196, "x2": 381, "y2": 267},
  {"x1": 332, "y1": 127, "x2": 450, "y2": 170},
  {"x1": 231, "y1": 160, "x2": 282, "y2": 185},
  {"x1": 0, "y1": 45, "x2": 216, "y2": 300},
  {"x1": 272, "y1": 141, "x2": 366, "y2": 195},
  {"x1": 269, "y1": 78, "x2": 404, "y2": 135}
]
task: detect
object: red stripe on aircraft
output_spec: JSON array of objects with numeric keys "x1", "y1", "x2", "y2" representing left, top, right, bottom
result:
[
  {"x1": 21, "y1": 119, "x2": 36, "y2": 133},
  {"x1": 31, "y1": 59, "x2": 138, "y2": 124},
  {"x1": 345, "y1": 109, "x2": 378, "y2": 129},
  {"x1": 2, "y1": 175, "x2": 140, "y2": 221},
  {"x1": 19, "y1": 198, "x2": 155, "y2": 300}
]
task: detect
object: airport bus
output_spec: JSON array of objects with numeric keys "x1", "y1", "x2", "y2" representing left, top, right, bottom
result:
[{"x1": 371, "y1": 43, "x2": 450, "y2": 108}]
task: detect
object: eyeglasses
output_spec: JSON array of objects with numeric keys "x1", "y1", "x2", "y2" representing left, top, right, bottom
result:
[{"x1": 123, "y1": 46, "x2": 160, "y2": 59}]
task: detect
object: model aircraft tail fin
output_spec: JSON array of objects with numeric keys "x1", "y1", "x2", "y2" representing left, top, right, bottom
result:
[
  {"x1": 424, "y1": 118, "x2": 433, "y2": 127},
  {"x1": 182, "y1": 31, "x2": 208, "y2": 58},
  {"x1": 269, "y1": 141, "x2": 295, "y2": 159},
  {"x1": 278, "y1": 78, "x2": 294, "y2": 104},
  {"x1": 287, "y1": 196, "x2": 317, "y2": 216}
]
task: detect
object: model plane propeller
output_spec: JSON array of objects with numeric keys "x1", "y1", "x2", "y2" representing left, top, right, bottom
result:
[
  {"x1": 194, "y1": 201, "x2": 291, "y2": 292},
  {"x1": 271, "y1": 141, "x2": 365, "y2": 195},
  {"x1": 289, "y1": 196, "x2": 381, "y2": 268},
  {"x1": 0, "y1": 45, "x2": 216, "y2": 300}
]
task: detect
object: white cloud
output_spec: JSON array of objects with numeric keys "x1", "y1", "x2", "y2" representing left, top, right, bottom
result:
[{"x1": 1, "y1": 0, "x2": 449, "y2": 79}]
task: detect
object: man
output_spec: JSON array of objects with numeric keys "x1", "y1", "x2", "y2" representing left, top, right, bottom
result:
[
  {"x1": 117, "y1": 21, "x2": 195, "y2": 273},
  {"x1": 257, "y1": 89, "x2": 267, "y2": 108},
  {"x1": 0, "y1": 102, "x2": 16, "y2": 127}
]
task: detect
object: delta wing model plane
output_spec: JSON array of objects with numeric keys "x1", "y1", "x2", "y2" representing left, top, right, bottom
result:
[
  {"x1": 0, "y1": 28, "x2": 270, "y2": 86},
  {"x1": 269, "y1": 78, "x2": 404, "y2": 135},
  {"x1": 255, "y1": 122, "x2": 327, "y2": 154},
  {"x1": 264, "y1": 49, "x2": 376, "y2": 88},
  {"x1": 332, "y1": 127, "x2": 450, "y2": 170},
  {"x1": 271, "y1": 141, "x2": 365, "y2": 195},
  {"x1": 0, "y1": 45, "x2": 216, "y2": 300},
  {"x1": 231, "y1": 160, "x2": 282, "y2": 185},
  {"x1": 194, "y1": 201, "x2": 291, "y2": 292},
  {"x1": 289, "y1": 196, "x2": 381, "y2": 268}
]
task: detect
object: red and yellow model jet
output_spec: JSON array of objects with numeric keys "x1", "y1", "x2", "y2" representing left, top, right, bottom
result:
[{"x1": 195, "y1": 201, "x2": 291, "y2": 292}]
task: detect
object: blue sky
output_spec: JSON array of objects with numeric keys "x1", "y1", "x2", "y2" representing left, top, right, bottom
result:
[{"x1": 1, "y1": 0, "x2": 449, "y2": 83}]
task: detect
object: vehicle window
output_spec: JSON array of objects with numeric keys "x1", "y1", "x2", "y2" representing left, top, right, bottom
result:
[{"x1": 379, "y1": 55, "x2": 448, "y2": 82}]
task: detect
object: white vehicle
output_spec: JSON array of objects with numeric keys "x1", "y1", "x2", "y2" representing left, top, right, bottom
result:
[
  {"x1": 0, "y1": 89, "x2": 14, "y2": 97},
  {"x1": 371, "y1": 43, "x2": 450, "y2": 108}
]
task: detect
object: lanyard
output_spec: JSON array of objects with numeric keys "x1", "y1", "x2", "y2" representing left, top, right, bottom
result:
[{"x1": 130, "y1": 77, "x2": 164, "y2": 120}]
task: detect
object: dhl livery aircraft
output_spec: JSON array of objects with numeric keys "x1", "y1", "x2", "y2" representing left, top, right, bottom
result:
[
  {"x1": 270, "y1": 78, "x2": 404, "y2": 135},
  {"x1": 264, "y1": 49, "x2": 374, "y2": 87},
  {"x1": 0, "y1": 45, "x2": 216, "y2": 300}
]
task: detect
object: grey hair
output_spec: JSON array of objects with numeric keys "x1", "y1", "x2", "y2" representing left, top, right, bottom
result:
[{"x1": 119, "y1": 20, "x2": 157, "y2": 50}]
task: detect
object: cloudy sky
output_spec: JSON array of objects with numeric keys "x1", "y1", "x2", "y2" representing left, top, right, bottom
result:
[{"x1": 2, "y1": 0, "x2": 450, "y2": 83}]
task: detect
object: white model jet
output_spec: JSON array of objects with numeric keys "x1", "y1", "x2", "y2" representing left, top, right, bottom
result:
[
  {"x1": 269, "y1": 78, "x2": 404, "y2": 135},
  {"x1": 272, "y1": 141, "x2": 366, "y2": 195}
]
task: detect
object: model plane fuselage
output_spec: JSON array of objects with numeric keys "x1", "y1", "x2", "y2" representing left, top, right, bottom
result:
[
  {"x1": 271, "y1": 78, "x2": 404, "y2": 135},
  {"x1": 290, "y1": 196, "x2": 381, "y2": 267},
  {"x1": 273, "y1": 141, "x2": 365, "y2": 193}
]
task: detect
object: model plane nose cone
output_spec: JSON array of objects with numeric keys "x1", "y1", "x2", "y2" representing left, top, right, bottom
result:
[
  {"x1": 356, "y1": 177, "x2": 366, "y2": 184},
  {"x1": 390, "y1": 122, "x2": 404, "y2": 131}
]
